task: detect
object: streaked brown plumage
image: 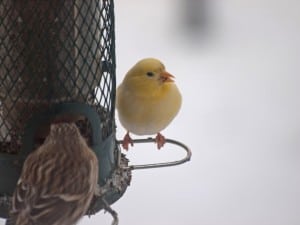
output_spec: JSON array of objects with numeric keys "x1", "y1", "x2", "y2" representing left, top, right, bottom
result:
[{"x1": 10, "y1": 123, "x2": 99, "y2": 225}]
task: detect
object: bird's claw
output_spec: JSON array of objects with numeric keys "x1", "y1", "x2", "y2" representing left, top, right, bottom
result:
[
  {"x1": 122, "y1": 132, "x2": 133, "y2": 150},
  {"x1": 155, "y1": 133, "x2": 166, "y2": 149},
  {"x1": 101, "y1": 198, "x2": 119, "y2": 225}
]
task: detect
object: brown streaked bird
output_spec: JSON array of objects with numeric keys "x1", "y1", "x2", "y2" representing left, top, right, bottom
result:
[
  {"x1": 116, "y1": 58, "x2": 182, "y2": 150},
  {"x1": 10, "y1": 123, "x2": 99, "y2": 225}
]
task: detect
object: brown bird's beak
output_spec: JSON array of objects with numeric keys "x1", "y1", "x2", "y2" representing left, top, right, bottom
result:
[{"x1": 160, "y1": 71, "x2": 175, "y2": 83}]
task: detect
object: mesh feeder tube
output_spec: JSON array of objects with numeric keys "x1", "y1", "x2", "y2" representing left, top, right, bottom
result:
[
  {"x1": 0, "y1": 0, "x2": 130, "y2": 220},
  {"x1": 0, "y1": 0, "x2": 102, "y2": 144}
]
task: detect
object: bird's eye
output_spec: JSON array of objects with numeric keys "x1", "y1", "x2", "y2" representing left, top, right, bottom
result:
[{"x1": 146, "y1": 72, "x2": 154, "y2": 77}]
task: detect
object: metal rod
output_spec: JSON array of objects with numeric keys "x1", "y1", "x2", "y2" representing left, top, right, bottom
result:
[{"x1": 117, "y1": 138, "x2": 192, "y2": 170}]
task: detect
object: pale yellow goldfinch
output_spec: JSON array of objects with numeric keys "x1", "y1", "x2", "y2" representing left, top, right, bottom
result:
[{"x1": 116, "y1": 58, "x2": 182, "y2": 150}]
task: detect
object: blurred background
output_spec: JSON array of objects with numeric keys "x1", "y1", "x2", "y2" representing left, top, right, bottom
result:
[{"x1": 1, "y1": 0, "x2": 300, "y2": 224}]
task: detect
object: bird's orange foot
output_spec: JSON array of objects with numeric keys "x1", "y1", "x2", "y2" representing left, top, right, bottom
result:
[
  {"x1": 122, "y1": 132, "x2": 133, "y2": 151},
  {"x1": 155, "y1": 133, "x2": 166, "y2": 150}
]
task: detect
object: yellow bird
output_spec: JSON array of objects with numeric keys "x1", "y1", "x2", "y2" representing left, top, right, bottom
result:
[{"x1": 116, "y1": 58, "x2": 182, "y2": 150}]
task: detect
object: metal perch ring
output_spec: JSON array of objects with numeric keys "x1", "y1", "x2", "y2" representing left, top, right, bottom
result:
[{"x1": 117, "y1": 138, "x2": 192, "y2": 170}]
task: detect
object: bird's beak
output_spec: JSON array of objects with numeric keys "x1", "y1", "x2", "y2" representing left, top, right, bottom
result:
[{"x1": 160, "y1": 71, "x2": 175, "y2": 83}]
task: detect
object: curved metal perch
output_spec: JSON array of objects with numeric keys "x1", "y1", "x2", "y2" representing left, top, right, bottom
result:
[{"x1": 117, "y1": 138, "x2": 192, "y2": 170}]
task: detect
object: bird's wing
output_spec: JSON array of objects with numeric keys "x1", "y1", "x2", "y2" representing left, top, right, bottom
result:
[
  {"x1": 11, "y1": 178, "x2": 84, "y2": 225},
  {"x1": 11, "y1": 151, "x2": 97, "y2": 225}
]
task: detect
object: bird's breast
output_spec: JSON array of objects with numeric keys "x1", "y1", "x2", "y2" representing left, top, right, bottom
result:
[{"x1": 117, "y1": 84, "x2": 181, "y2": 135}]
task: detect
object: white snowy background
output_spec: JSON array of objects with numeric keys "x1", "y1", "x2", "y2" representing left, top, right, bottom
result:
[{"x1": 1, "y1": 0, "x2": 300, "y2": 225}]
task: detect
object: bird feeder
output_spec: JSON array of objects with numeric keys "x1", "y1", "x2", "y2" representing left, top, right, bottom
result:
[
  {"x1": 0, "y1": 0, "x2": 131, "y2": 223},
  {"x1": 0, "y1": 0, "x2": 191, "y2": 224}
]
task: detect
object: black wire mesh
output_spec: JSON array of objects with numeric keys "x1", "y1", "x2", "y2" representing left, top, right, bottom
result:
[{"x1": 0, "y1": 0, "x2": 116, "y2": 153}]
